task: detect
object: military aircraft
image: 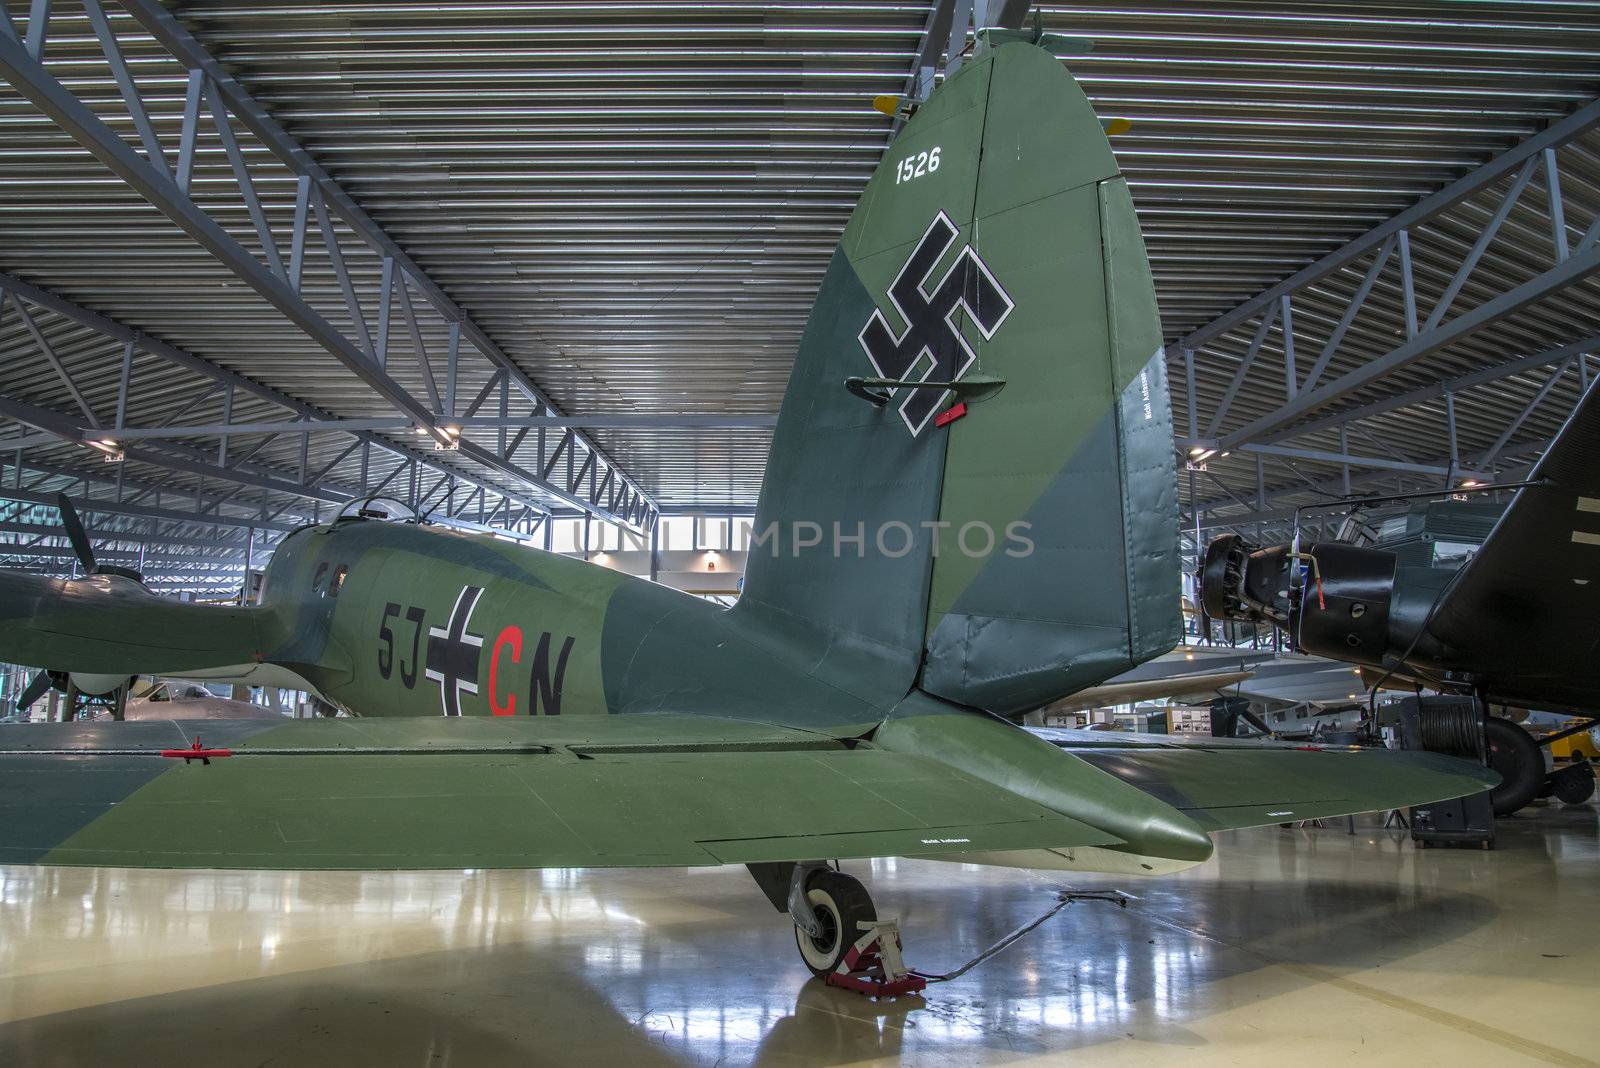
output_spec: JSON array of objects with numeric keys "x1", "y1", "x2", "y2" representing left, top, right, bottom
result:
[
  {"x1": 0, "y1": 33, "x2": 1492, "y2": 979},
  {"x1": 1199, "y1": 364, "x2": 1600, "y2": 813}
]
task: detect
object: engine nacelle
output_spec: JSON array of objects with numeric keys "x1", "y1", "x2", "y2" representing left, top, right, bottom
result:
[
  {"x1": 1199, "y1": 534, "x2": 1399, "y2": 667},
  {"x1": 1198, "y1": 534, "x2": 1293, "y2": 626},
  {"x1": 1294, "y1": 541, "x2": 1397, "y2": 666}
]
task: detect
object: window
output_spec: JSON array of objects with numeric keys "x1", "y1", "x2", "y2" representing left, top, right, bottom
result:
[
  {"x1": 550, "y1": 518, "x2": 583, "y2": 554},
  {"x1": 1432, "y1": 540, "x2": 1479, "y2": 568},
  {"x1": 731, "y1": 516, "x2": 758, "y2": 550},
  {"x1": 661, "y1": 515, "x2": 695, "y2": 550},
  {"x1": 593, "y1": 522, "x2": 623, "y2": 553},
  {"x1": 698, "y1": 516, "x2": 729, "y2": 550},
  {"x1": 329, "y1": 564, "x2": 349, "y2": 598},
  {"x1": 1377, "y1": 516, "x2": 1409, "y2": 540}
]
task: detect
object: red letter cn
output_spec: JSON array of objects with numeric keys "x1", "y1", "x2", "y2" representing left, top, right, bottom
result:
[{"x1": 489, "y1": 625, "x2": 523, "y2": 716}]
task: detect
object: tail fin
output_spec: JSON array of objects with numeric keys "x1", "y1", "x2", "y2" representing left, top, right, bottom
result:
[{"x1": 736, "y1": 40, "x2": 1180, "y2": 716}]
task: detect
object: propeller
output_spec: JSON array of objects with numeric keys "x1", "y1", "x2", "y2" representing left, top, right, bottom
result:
[
  {"x1": 6, "y1": 500, "x2": 141, "y2": 717},
  {"x1": 57, "y1": 492, "x2": 97, "y2": 574},
  {"x1": 54, "y1": 493, "x2": 142, "y2": 583},
  {"x1": 16, "y1": 671, "x2": 53, "y2": 710}
]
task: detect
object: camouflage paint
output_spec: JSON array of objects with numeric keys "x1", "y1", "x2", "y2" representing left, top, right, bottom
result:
[{"x1": 0, "y1": 40, "x2": 1494, "y2": 876}]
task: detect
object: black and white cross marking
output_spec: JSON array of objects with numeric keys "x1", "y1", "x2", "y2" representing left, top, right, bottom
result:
[
  {"x1": 858, "y1": 210, "x2": 1014, "y2": 435},
  {"x1": 424, "y1": 584, "x2": 485, "y2": 716}
]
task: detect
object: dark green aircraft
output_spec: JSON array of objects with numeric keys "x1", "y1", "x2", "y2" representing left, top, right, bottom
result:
[
  {"x1": 1199, "y1": 391, "x2": 1600, "y2": 816},
  {"x1": 0, "y1": 37, "x2": 1491, "y2": 977},
  {"x1": 1201, "y1": 376, "x2": 1600, "y2": 720}
]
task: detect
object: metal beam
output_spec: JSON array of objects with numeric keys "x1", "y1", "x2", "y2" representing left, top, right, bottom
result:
[
  {"x1": 1179, "y1": 94, "x2": 1600, "y2": 351},
  {"x1": 0, "y1": 32, "x2": 449, "y2": 445},
  {"x1": 0, "y1": 519, "x2": 277, "y2": 553},
  {"x1": 897, "y1": 0, "x2": 955, "y2": 112},
  {"x1": 0, "y1": 389, "x2": 354, "y2": 507},
  {"x1": 1241, "y1": 443, "x2": 1480, "y2": 479},
  {"x1": 1188, "y1": 430, "x2": 1550, "y2": 527},
  {"x1": 1480, "y1": 357, "x2": 1575, "y2": 466},
  {"x1": 97, "y1": 414, "x2": 779, "y2": 441},
  {"x1": 0, "y1": 19, "x2": 651, "y2": 530},
  {"x1": 0, "y1": 543, "x2": 253, "y2": 566},
  {"x1": 1259, "y1": 333, "x2": 1600, "y2": 446},
  {"x1": 0, "y1": 273, "x2": 559, "y2": 526},
  {"x1": 1218, "y1": 239, "x2": 1600, "y2": 449},
  {"x1": 0, "y1": 481, "x2": 300, "y2": 534},
  {"x1": 114, "y1": 0, "x2": 658, "y2": 523}
]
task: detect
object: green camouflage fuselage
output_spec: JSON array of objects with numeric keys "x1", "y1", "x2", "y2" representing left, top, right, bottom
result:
[{"x1": 261, "y1": 518, "x2": 886, "y2": 733}]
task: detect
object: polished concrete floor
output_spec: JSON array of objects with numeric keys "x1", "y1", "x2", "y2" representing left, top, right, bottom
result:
[{"x1": 2, "y1": 803, "x2": 1598, "y2": 1067}]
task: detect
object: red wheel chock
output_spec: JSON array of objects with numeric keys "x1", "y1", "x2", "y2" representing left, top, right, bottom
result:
[{"x1": 824, "y1": 918, "x2": 927, "y2": 998}]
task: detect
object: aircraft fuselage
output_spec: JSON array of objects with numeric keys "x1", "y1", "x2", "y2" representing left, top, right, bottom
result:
[{"x1": 257, "y1": 518, "x2": 888, "y2": 732}]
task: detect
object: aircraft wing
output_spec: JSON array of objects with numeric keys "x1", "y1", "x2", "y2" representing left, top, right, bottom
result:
[
  {"x1": 1045, "y1": 669, "x2": 1252, "y2": 714},
  {"x1": 0, "y1": 717, "x2": 1123, "y2": 869},
  {"x1": 1424, "y1": 372, "x2": 1600, "y2": 699},
  {"x1": 0, "y1": 569, "x2": 274, "y2": 676},
  {"x1": 2, "y1": 715, "x2": 1493, "y2": 871},
  {"x1": 1033, "y1": 728, "x2": 1495, "y2": 831}
]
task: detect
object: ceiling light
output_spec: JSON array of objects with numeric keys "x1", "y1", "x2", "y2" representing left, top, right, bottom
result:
[{"x1": 85, "y1": 439, "x2": 124, "y2": 463}]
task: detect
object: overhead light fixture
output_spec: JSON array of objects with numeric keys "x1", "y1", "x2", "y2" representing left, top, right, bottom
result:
[
  {"x1": 85, "y1": 438, "x2": 123, "y2": 463},
  {"x1": 424, "y1": 424, "x2": 461, "y2": 451}
]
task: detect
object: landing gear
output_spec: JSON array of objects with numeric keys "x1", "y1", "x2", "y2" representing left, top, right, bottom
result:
[
  {"x1": 745, "y1": 861, "x2": 881, "y2": 979},
  {"x1": 1548, "y1": 759, "x2": 1596, "y2": 805},
  {"x1": 793, "y1": 869, "x2": 877, "y2": 978}
]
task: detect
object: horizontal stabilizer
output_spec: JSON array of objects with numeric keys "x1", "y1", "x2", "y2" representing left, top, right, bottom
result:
[{"x1": 1047, "y1": 734, "x2": 1498, "y2": 831}]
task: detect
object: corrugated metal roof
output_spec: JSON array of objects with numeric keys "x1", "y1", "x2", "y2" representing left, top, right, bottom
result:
[{"x1": 3, "y1": 1, "x2": 1600, "y2": 584}]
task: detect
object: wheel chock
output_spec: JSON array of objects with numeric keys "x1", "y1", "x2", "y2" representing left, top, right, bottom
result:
[{"x1": 823, "y1": 918, "x2": 926, "y2": 998}]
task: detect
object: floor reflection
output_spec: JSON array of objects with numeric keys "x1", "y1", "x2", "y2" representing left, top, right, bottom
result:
[{"x1": 1, "y1": 804, "x2": 1597, "y2": 1066}]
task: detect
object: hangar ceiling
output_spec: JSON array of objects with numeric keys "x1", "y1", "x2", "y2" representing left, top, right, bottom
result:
[{"x1": 2, "y1": 0, "x2": 1600, "y2": 590}]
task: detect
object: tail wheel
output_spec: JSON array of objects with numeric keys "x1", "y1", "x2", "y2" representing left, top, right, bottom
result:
[
  {"x1": 1485, "y1": 717, "x2": 1543, "y2": 816},
  {"x1": 793, "y1": 870, "x2": 876, "y2": 978},
  {"x1": 1552, "y1": 765, "x2": 1597, "y2": 806}
]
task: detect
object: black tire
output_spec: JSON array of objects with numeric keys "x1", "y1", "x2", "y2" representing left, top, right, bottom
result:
[
  {"x1": 1552, "y1": 767, "x2": 1597, "y2": 805},
  {"x1": 1485, "y1": 717, "x2": 1542, "y2": 817},
  {"x1": 793, "y1": 870, "x2": 876, "y2": 978}
]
